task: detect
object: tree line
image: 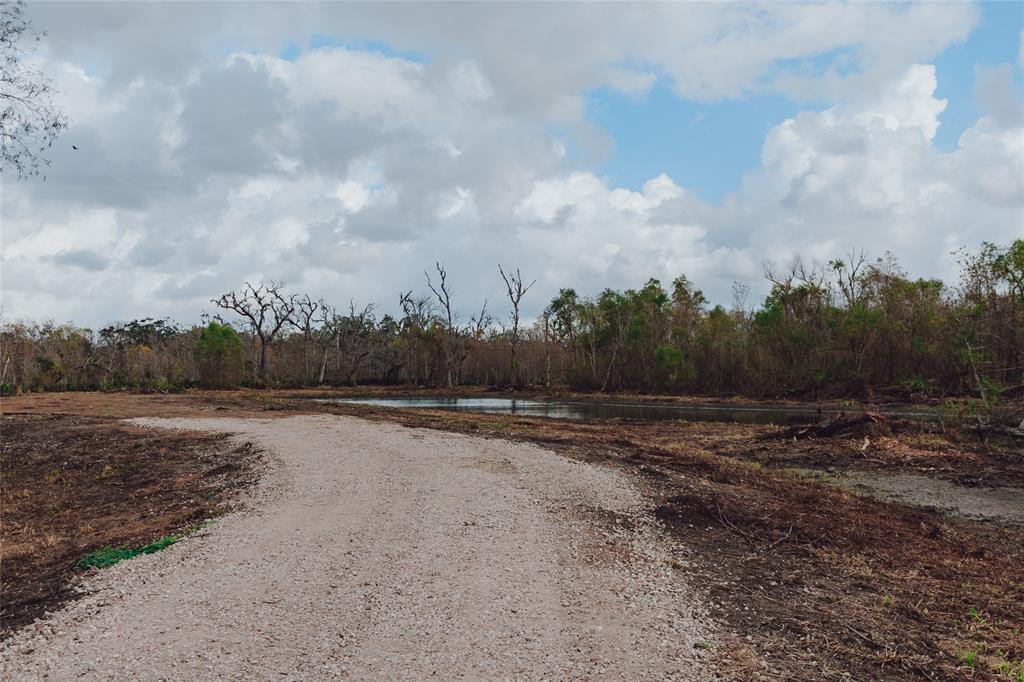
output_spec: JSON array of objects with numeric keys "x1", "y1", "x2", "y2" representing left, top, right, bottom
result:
[{"x1": 3, "y1": 241, "x2": 1022, "y2": 403}]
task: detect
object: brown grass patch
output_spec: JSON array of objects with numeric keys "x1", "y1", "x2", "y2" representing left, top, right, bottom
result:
[{"x1": 0, "y1": 413, "x2": 260, "y2": 636}]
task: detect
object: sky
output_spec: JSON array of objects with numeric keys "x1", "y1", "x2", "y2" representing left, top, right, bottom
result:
[{"x1": 1, "y1": 0, "x2": 1022, "y2": 328}]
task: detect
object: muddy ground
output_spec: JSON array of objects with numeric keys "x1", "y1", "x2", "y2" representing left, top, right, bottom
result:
[{"x1": 1, "y1": 389, "x2": 1021, "y2": 680}]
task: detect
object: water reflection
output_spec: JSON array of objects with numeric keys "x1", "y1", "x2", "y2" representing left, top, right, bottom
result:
[{"x1": 316, "y1": 397, "x2": 936, "y2": 425}]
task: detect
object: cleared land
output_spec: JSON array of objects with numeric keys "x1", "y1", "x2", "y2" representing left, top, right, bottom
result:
[
  {"x1": 0, "y1": 413, "x2": 260, "y2": 633},
  {"x1": 1, "y1": 389, "x2": 1022, "y2": 680},
  {"x1": 2, "y1": 414, "x2": 711, "y2": 680}
]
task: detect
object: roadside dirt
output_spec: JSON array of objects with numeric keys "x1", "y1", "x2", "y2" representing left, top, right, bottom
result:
[
  {"x1": 2, "y1": 389, "x2": 1021, "y2": 679},
  {"x1": 2, "y1": 416, "x2": 714, "y2": 680},
  {"x1": 0, "y1": 413, "x2": 260, "y2": 635},
  {"x1": 286, "y1": 400, "x2": 1023, "y2": 680}
]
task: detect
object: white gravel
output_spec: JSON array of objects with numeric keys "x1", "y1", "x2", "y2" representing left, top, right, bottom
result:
[{"x1": 2, "y1": 415, "x2": 714, "y2": 680}]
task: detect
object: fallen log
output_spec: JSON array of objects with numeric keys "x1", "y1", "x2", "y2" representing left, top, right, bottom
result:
[{"x1": 765, "y1": 411, "x2": 887, "y2": 440}]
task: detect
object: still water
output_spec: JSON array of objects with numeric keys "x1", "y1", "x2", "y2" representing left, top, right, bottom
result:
[{"x1": 317, "y1": 397, "x2": 937, "y2": 425}]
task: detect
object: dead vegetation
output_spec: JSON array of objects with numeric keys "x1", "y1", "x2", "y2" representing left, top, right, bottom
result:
[
  {"x1": 1, "y1": 389, "x2": 1021, "y2": 679},
  {"x1": 741, "y1": 410, "x2": 1024, "y2": 488},
  {"x1": 0, "y1": 413, "x2": 261, "y2": 636}
]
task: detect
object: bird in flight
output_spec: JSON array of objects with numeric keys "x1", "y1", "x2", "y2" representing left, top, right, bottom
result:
[{"x1": 72, "y1": 145, "x2": 79, "y2": 150}]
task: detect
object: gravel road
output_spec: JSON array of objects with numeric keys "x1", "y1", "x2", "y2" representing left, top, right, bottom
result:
[{"x1": 2, "y1": 415, "x2": 713, "y2": 680}]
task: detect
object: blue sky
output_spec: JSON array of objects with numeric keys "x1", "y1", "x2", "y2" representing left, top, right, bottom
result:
[
  {"x1": 932, "y1": 1, "x2": 1024, "y2": 149},
  {"x1": 588, "y1": 1, "x2": 1023, "y2": 202},
  {"x1": 588, "y1": 85, "x2": 805, "y2": 203}
]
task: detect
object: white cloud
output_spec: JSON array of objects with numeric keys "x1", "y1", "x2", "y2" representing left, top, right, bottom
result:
[
  {"x1": 858, "y1": 64, "x2": 947, "y2": 142},
  {"x1": 2, "y1": 4, "x2": 1020, "y2": 327},
  {"x1": 30, "y1": 2, "x2": 978, "y2": 112},
  {"x1": 335, "y1": 180, "x2": 371, "y2": 214},
  {"x1": 508, "y1": 63, "x2": 1022, "y2": 301}
]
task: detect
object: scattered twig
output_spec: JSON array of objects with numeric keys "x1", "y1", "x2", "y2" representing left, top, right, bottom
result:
[{"x1": 767, "y1": 526, "x2": 794, "y2": 551}]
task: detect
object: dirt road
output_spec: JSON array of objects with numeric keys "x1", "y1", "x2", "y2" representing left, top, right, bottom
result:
[{"x1": 1, "y1": 415, "x2": 712, "y2": 680}]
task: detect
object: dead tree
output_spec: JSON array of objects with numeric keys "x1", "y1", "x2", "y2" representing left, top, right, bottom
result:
[
  {"x1": 316, "y1": 303, "x2": 336, "y2": 385},
  {"x1": 425, "y1": 263, "x2": 468, "y2": 388},
  {"x1": 213, "y1": 282, "x2": 295, "y2": 380},
  {"x1": 499, "y1": 265, "x2": 535, "y2": 385},
  {"x1": 470, "y1": 299, "x2": 491, "y2": 339},
  {"x1": 337, "y1": 301, "x2": 377, "y2": 386},
  {"x1": 542, "y1": 312, "x2": 551, "y2": 388},
  {"x1": 830, "y1": 249, "x2": 868, "y2": 307},
  {"x1": 426, "y1": 263, "x2": 454, "y2": 331},
  {"x1": 289, "y1": 293, "x2": 322, "y2": 384},
  {"x1": 468, "y1": 299, "x2": 492, "y2": 385},
  {"x1": 399, "y1": 290, "x2": 435, "y2": 386}
]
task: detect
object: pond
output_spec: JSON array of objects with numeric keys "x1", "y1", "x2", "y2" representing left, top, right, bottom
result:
[{"x1": 316, "y1": 397, "x2": 939, "y2": 425}]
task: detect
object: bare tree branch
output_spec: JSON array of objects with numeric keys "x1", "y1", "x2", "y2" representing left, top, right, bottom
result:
[
  {"x1": 212, "y1": 281, "x2": 294, "y2": 380},
  {"x1": 499, "y1": 265, "x2": 535, "y2": 385},
  {"x1": 0, "y1": 0, "x2": 67, "y2": 178}
]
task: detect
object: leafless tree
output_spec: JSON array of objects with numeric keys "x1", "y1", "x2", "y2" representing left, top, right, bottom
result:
[
  {"x1": 499, "y1": 265, "x2": 535, "y2": 385},
  {"x1": 289, "y1": 293, "x2": 322, "y2": 382},
  {"x1": 465, "y1": 299, "x2": 493, "y2": 384},
  {"x1": 336, "y1": 301, "x2": 377, "y2": 386},
  {"x1": 425, "y1": 263, "x2": 462, "y2": 387},
  {"x1": 1, "y1": 0, "x2": 67, "y2": 178},
  {"x1": 213, "y1": 282, "x2": 295, "y2": 380},
  {"x1": 399, "y1": 290, "x2": 434, "y2": 329},
  {"x1": 315, "y1": 303, "x2": 337, "y2": 384},
  {"x1": 425, "y1": 263, "x2": 454, "y2": 331},
  {"x1": 830, "y1": 250, "x2": 868, "y2": 307},
  {"x1": 731, "y1": 281, "x2": 750, "y2": 314},
  {"x1": 542, "y1": 312, "x2": 551, "y2": 388},
  {"x1": 469, "y1": 299, "x2": 491, "y2": 339},
  {"x1": 398, "y1": 290, "x2": 435, "y2": 386},
  {"x1": 765, "y1": 255, "x2": 828, "y2": 294}
]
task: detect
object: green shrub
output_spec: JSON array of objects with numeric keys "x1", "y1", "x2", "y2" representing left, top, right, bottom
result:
[{"x1": 196, "y1": 322, "x2": 244, "y2": 388}]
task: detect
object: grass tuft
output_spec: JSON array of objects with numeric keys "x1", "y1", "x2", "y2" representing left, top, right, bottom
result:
[{"x1": 78, "y1": 535, "x2": 179, "y2": 569}]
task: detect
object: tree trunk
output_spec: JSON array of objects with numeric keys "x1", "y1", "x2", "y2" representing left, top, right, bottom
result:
[
  {"x1": 318, "y1": 349, "x2": 328, "y2": 384},
  {"x1": 543, "y1": 315, "x2": 551, "y2": 389},
  {"x1": 510, "y1": 338, "x2": 518, "y2": 386},
  {"x1": 257, "y1": 336, "x2": 268, "y2": 380}
]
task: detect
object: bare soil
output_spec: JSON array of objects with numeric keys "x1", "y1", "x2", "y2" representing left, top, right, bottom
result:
[
  {"x1": 1, "y1": 389, "x2": 1021, "y2": 679},
  {"x1": 0, "y1": 412, "x2": 260, "y2": 635},
  {"x1": 3, "y1": 416, "x2": 713, "y2": 680}
]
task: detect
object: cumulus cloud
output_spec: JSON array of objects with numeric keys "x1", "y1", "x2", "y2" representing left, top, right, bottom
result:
[
  {"x1": 1, "y1": 3, "x2": 1020, "y2": 327},
  {"x1": 734, "y1": 64, "x2": 1021, "y2": 269},
  {"x1": 509, "y1": 64, "x2": 1022, "y2": 300}
]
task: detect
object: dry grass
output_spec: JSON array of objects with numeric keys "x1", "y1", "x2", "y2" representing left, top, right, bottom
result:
[
  {"x1": 0, "y1": 413, "x2": 261, "y2": 635},
  {"x1": 2, "y1": 389, "x2": 1021, "y2": 678}
]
